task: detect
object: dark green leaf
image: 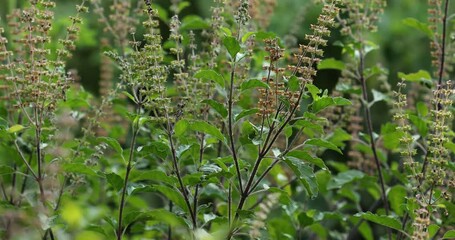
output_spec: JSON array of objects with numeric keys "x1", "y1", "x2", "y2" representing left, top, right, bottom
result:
[
  {"x1": 180, "y1": 15, "x2": 210, "y2": 30},
  {"x1": 194, "y1": 70, "x2": 225, "y2": 88},
  {"x1": 284, "y1": 157, "x2": 318, "y2": 198},
  {"x1": 202, "y1": 99, "x2": 228, "y2": 118},
  {"x1": 174, "y1": 119, "x2": 189, "y2": 137},
  {"x1": 106, "y1": 172, "x2": 124, "y2": 191},
  {"x1": 63, "y1": 163, "x2": 99, "y2": 177},
  {"x1": 223, "y1": 36, "x2": 241, "y2": 59},
  {"x1": 287, "y1": 151, "x2": 328, "y2": 171},
  {"x1": 0, "y1": 165, "x2": 14, "y2": 175},
  {"x1": 154, "y1": 185, "x2": 189, "y2": 212},
  {"x1": 388, "y1": 185, "x2": 407, "y2": 216},
  {"x1": 409, "y1": 114, "x2": 428, "y2": 137},
  {"x1": 416, "y1": 102, "x2": 428, "y2": 117}
]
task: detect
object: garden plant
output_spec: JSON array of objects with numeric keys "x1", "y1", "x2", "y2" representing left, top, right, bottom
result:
[{"x1": 0, "y1": 0, "x2": 454, "y2": 239}]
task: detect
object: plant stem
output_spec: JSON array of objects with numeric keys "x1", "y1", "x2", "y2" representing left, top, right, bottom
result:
[
  {"x1": 228, "y1": 61, "x2": 243, "y2": 194},
  {"x1": 358, "y1": 47, "x2": 391, "y2": 240},
  {"x1": 117, "y1": 123, "x2": 139, "y2": 240},
  {"x1": 438, "y1": 0, "x2": 449, "y2": 87}
]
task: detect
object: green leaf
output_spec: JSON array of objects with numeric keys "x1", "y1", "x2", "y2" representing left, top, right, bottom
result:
[
  {"x1": 194, "y1": 70, "x2": 225, "y2": 88},
  {"x1": 180, "y1": 15, "x2": 210, "y2": 30},
  {"x1": 416, "y1": 102, "x2": 428, "y2": 117},
  {"x1": 0, "y1": 166, "x2": 14, "y2": 175},
  {"x1": 284, "y1": 157, "x2": 318, "y2": 198},
  {"x1": 306, "y1": 84, "x2": 321, "y2": 100},
  {"x1": 242, "y1": 31, "x2": 256, "y2": 43},
  {"x1": 368, "y1": 89, "x2": 388, "y2": 108},
  {"x1": 354, "y1": 212, "x2": 402, "y2": 231},
  {"x1": 317, "y1": 58, "x2": 345, "y2": 70},
  {"x1": 409, "y1": 114, "x2": 428, "y2": 137},
  {"x1": 288, "y1": 76, "x2": 300, "y2": 91},
  {"x1": 402, "y1": 18, "x2": 433, "y2": 38},
  {"x1": 105, "y1": 172, "x2": 124, "y2": 192},
  {"x1": 333, "y1": 97, "x2": 352, "y2": 106},
  {"x1": 240, "y1": 79, "x2": 269, "y2": 91},
  {"x1": 174, "y1": 119, "x2": 189, "y2": 137},
  {"x1": 442, "y1": 230, "x2": 455, "y2": 239},
  {"x1": 428, "y1": 224, "x2": 440, "y2": 239},
  {"x1": 190, "y1": 120, "x2": 226, "y2": 143},
  {"x1": 388, "y1": 185, "x2": 407, "y2": 216},
  {"x1": 311, "y1": 97, "x2": 334, "y2": 113},
  {"x1": 202, "y1": 99, "x2": 228, "y2": 118},
  {"x1": 287, "y1": 150, "x2": 328, "y2": 171},
  {"x1": 327, "y1": 170, "x2": 365, "y2": 190},
  {"x1": 223, "y1": 36, "x2": 241, "y2": 59},
  {"x1": 63, "y1": 163, "x2": 99, "y2": 177},
  {"x1": 129, "y1": 170, "x2": 177, "y2": 185},
  {"x1": 7, "y1": 124, "x2": 26, "y2": 133},
  {"x1": 398, "y1": 70, "x2": 433, "y2": 86},
  {"x1": 122, "y1": 91, "x2": 137, "y2": 103},
  {"x1": 154, "y1": 185, "x2": 189, "y2": 212},
  {"x1": 305, "y1": 138, "x2": 342, "y2": 154},
  {"x1": 98, "y1": 137, "x2": 123, "y2": 154},
  {"x1": 235, "y1": 109, "x2": 259, "y2": 122}
]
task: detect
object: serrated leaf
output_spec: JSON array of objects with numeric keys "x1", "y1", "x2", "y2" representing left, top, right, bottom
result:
[
  {"x1": 106, "y1": 172, "x2": 124, "y2": 191},
  {"x1": 223, "y1": 36, "x2": 240, "y2": 59},
  {"x1": 240, "y1": 79, "x2": 269, "y2": 91},
  {"x1": 235, "y1": 108, "x2": 259, "y2": 122},
  {"x1": 98, "y1": 137, "x2": 123, "y2": 154},
  {"x1": 194, "y1": 70, "x2": 225, "y2": 88},
  {"x1": 7, "y1": 124, "x2": 25, "y2": 133},
  {"x1": 354, "y1": 212, "x2": 402, "y2": 231},
  {"x1": 287, "y1": 150, "x2": 328, "y2": 171},
  {"x1": 305, "y1": 138, "x2": 342, "y2": 154},
  {"x1": 284, "y1": 157, "x2": 318, "y2": 198},
  {"x1": 317, "y1": 58, "x2": 345, "y2": 70},
  {"x1": 202, "y1": 99, "x2": 228, "y2": 118},
  {"x1": 190, "y1": 120, "x2": 226, "y2": 143}
]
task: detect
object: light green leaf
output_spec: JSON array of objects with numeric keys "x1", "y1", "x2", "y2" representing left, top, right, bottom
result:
[
  {"x1": 311, "y1": 97, "x2": 334, "y2": 113},
  {"x1": 202, "y1": 99, "x2": 228, "y2": 118},
  {"x1": 240, "y1": 79, "x2": 269, "y2": 91},
  {"x1": 180, "y1": 15, "x2": 210, "y2": 30},
  {"x1": 284, "y1": 157, "x2": 318, "y2": 198},
  {"x1": 388, "y1": 185, "x2": 407, "y2": 216},
  {"x1": 242, "y1": 31, "x2": 255, "y2": 43},
  {"x1": 354, "y1": 212, "x2": 402, "y2": 231},
  {"x1": 223, "y1": 36, "x2": 241, "y2": 59},
  {"x1": 333, "y1": 97, "x2": 352, "y2": 106},
  {"x1": 416, "y1": 102, "x2": 428, "y2": 117},
  {"x1": 174, "y1": 119, "x2": 189, "y2": 137},
  {"x1": 402, "y1": 18, "x2": 433, "y2": 38},
  {"x1": 428, "y1": 224, "x2": 440, "y2": 239},
  {"x1": 305, "y1": 138, "x2": 342, "y2": 154},
  {"x1": 317, "y1": 58, "x2": 345, "y2": 70},
  {"x1": 190, "y1": 120, "x2": 226, "y2": 143},
  {"x1": 327, "y1": 170, "x2": 365, "y2": 190},
  {"x1": 63, "y1": 163, "x2": 99, "y2": 177},
  {"x1": 442, "y1": 230, "x2": 455, "y2": 239},
  {"x1": 398, "y1": 70, "x2": 433, "y2": 86},
  {"x1": 7, "y1": 124, "x2": 26, "y2": 133},
  {"x1": 194, "y1": 70, "x2": 225, "y2": 88}
]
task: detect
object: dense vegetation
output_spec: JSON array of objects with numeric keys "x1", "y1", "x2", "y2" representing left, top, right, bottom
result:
[{"x1": 0, "y1": 0, "x2": 454, "y2": 239}]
